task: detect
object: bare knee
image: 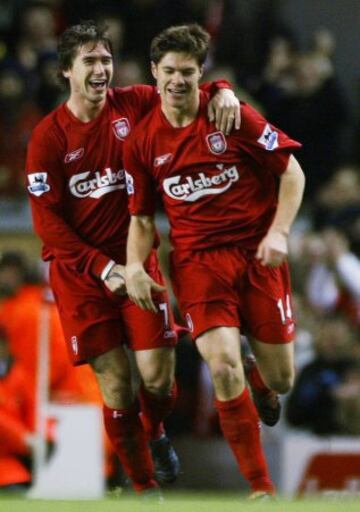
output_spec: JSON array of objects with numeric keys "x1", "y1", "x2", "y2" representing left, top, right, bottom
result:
[
  {"x1": 209, "y1": 360, "x2": 244, "y2": 398},
  {"x1": 142, "y1": 372, "x2": 174, "y2": 396},
  {"x1": 95, "y1": 369, "x2": 133, "y2": 407},
  {"x1": 267, "y1": 371, "x2": 294, "y2": 394},
  {"x1": 90, "y1": 350, "x2": 133, "y2": 408},
  {"x1": 137, "y1": 348, "x2": 175, "y2": 397},
  {"x1": 140, "y1": 359, "x2": 175, "y2": 396}
]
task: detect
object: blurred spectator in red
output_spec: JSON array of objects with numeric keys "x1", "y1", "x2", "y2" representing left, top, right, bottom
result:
[
  {"x1": 0, "y1": 250, "x2": 121, "y2": 486},
  {"x1": 0, "y1": 62, "x2": 42, "y2": 197},
  {"x1": 0, "y1": 323, "x2": 55, "y2": 491},
  {"x1": 0, "y1": 251, "x2": 84, "y2": 403}
]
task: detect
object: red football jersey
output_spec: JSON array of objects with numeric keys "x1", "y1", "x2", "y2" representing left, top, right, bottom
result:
[
  {"x1": 26, "y1": 82, "x2": 229, "y2": 276},
  {"x1": 125, "y1": 94, "x2": 302, "y2": 252},
  {"x1": 26, "y1": 85, "x2": 159, "y2": 276}
]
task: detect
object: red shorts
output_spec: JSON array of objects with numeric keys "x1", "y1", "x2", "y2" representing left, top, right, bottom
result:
[
  {"x1": 49, "y1": 251, "x2": 177, "y2": 365},
  {"x1": 170, "y1": 246, "x2": 295, "y2": 344}
]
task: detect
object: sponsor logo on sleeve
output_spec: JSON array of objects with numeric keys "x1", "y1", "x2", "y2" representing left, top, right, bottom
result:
[
  {"x1": 64, "y1": 147, "x2": 84, "y2": 163},
  {"x1": 206, "y1": 131, "x2": 227, "y2": 155},
  {"x1": 163, "y1": 164, "x2": 239, "y2": 202},
  {"x1": 257, "y1": 124, "x2": 279, "y2": 151},
  {"x1": 27, "y1": 172, "x2": 50, "y2": 196},
  {"x1": 124, "y1": 171, "x2": 134, "y2": 195},
  {"x1": 112, "y1": 118, "x2": 131, "y2": 140}
]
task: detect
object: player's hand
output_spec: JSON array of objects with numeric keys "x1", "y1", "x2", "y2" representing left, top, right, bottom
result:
[
  {"x1": 104, "y1": 264, "x2": 127, "y2": 295},
  {"x1": 125, "y1": 262, "x2": 166, "y2": 313},
  {"x1": 208, "y1": 89, "x2": 241, "y2": 135},
  {"x1": 256, "y1": 231, "x2": 288, "y2": 267}
]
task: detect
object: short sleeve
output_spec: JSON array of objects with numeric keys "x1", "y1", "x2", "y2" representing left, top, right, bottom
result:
[
  {"x1": 123, "y1": 136, "x2": 156, "y2": 217},
  {"x1": 238, "y1": 103, "x2": 302, "y2": 175}
]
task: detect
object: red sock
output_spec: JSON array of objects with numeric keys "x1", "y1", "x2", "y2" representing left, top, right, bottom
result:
[
  {"x1": 215, "y1": 388, "x2": 275, "y2": 494},
  {"x1": 103, "y1": 403, "x2": 158, "y2": 493},
  {"x1": 139, "y1": 382, "x2": 177, "y2": 440}
]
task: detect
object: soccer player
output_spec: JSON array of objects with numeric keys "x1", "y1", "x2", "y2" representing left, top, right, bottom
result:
[
  {"x1": 25, "y1": 20, "x2": 240, "y2": 498},
  {"x1": 124, "y1": 24, "x2": 305, "y2": 499}
]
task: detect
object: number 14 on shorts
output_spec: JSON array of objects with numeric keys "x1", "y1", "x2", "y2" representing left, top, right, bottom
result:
[{"x1": 277, "y1": 295, "x2": 292, "y2": 324}]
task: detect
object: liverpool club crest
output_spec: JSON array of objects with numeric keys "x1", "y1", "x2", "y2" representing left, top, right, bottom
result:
[
  {"x1": 112, "y1": 118, "x2": 131, "y2": 140},
  {"x1": 206, "y1": 131, "x2": 227, "y2": 155}
]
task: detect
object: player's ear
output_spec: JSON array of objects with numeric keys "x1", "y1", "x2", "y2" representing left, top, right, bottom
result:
[
  {"x1": 62, "y1": 68, "x2": 71, "y2": 79},
  {"x1": 151, "y1": 61, "x2": 158, "y2": 80},
  {"x1": 199, "y1": 65, "x2": 204, "y2": 79}
]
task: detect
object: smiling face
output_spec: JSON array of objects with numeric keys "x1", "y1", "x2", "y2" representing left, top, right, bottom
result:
[
  {"x1": 151, "y1": 51, "x2": 203, "y2": 114},
  {"x1": 63, "y1": 41, "x2": 113, "y2": 108}
]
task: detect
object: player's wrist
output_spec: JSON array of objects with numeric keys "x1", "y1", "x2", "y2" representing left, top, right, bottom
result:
[
  {"x1": 268, "y1": 226, "x2": 290, "y2": 237},
  {"x1": 101, "y1": 260, "x2": 116, "y2": 281},
  {"x1": 125, "y1": 261, "x2": 146, "y2": 278}
]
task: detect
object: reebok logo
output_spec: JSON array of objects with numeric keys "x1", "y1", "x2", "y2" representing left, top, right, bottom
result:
[
  {"x1": 163, "y1": 164, "x2": 239, "y2": 202},
  {"x1": 64, "y1": 148, "x2": 84, "y2": 163},
  {"x1": 154, "y1": 153, "x2": 173, "y2": 166},
  {"x1": 69, "y1": 168, "x2": 126, "y2": 198}
]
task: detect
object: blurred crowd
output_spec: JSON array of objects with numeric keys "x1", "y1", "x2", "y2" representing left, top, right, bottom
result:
[{"x1": 0, "y1": 0, "x2": 359, "y2": 490}]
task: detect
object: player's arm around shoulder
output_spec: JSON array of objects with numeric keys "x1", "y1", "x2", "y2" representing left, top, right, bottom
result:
[
  {"x1": 256, "y1": 155, "x2": 305, "y2": 267},
  {"x1": 207, "y1": 88, "x2": 241, "y2": 135}
]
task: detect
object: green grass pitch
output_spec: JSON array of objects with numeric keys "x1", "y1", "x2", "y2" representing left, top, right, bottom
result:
[{"x1": 1, "y1": 492, "x2": 359, "y2": 512}]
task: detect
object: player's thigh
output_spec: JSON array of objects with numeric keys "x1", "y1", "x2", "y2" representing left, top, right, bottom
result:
[
  {"x1": 240, "y1": 260, "x2": 295, "y2": 345},
  {"x1": 170, "y1": 250, "x2": 241, "y2": 340},
  {"x1": 50, "y1": 261, "x2": 125, "y2": 365},
  {"x1": 121, "y1": 297, "x2": 177, "y2": 351},
  {"x1": 248, "y1": 337, "x2": 295, "y2": 394},
  {"x1": 196, "y1": 326, "x2": 243, "y2": 368},
  {"x1": 135, "y1": 347, "x2": 175, "y2": 390}
]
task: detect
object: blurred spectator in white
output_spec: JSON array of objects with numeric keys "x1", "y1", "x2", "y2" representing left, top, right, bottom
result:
[
  {"x1": 286, "y1": 316, "x2": 358, "y2": 435},
  {"x1": 310, "y1": 27, "x2": 336, "y2": 61},
  {"x1": 303, "y1": 229, "x2": 360, "y2": 327}
]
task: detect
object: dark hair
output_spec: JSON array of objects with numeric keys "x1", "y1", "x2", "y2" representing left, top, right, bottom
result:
[
  {"x1": 57, "y1": 20, "x2": 113, "y2": 87},
  {"x1": 150, "y1": 24, "x2": 210, "y2": 66}
]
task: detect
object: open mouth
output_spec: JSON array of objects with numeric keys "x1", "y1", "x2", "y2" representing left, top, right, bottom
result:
[{"x1": 88, "y1": 79, "x2": 107, "y2": 91}]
